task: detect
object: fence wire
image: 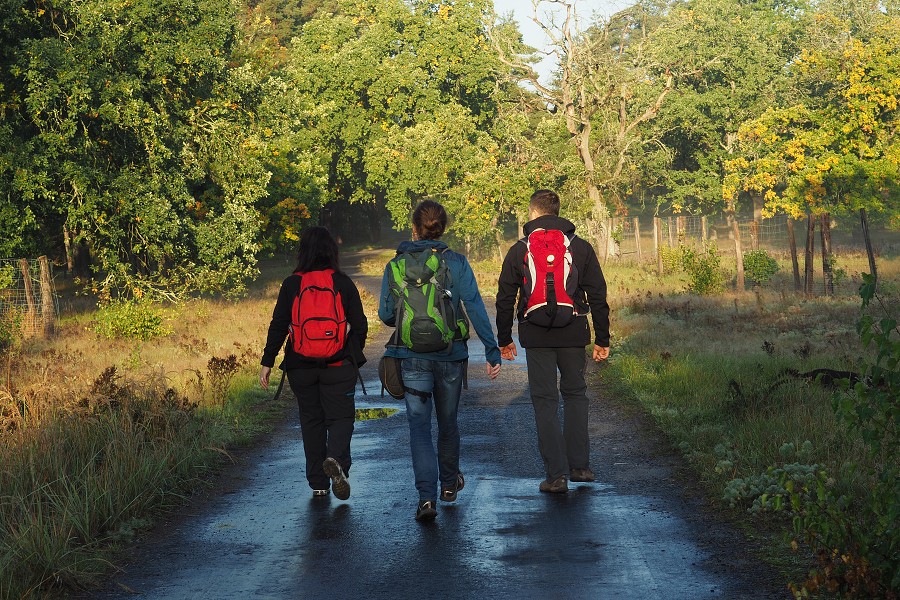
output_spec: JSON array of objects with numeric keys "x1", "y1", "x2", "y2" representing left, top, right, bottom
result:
[
  {"x1": 613, "y1": 214, "x2": 895, "y2": 260},
  {"x1": 0, "y1": 257, "x2": 60, "y2": 332}
]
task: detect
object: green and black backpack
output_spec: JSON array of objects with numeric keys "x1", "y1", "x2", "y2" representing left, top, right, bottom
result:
[{"x1": 387, "y1": 247, "x2": 469, "y2": 353}]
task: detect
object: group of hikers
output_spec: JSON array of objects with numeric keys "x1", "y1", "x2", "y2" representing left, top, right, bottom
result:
[{"x1": 259, "y1": 190, "x2": 610, "y2": 522}]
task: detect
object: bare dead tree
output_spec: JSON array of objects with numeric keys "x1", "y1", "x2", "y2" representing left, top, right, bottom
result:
[{"x1": 487, "y1": 1, "x2": 673, "y2": 257}]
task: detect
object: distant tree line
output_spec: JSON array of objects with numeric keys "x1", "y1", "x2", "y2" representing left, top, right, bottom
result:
[{"x1": 1, "y1": 0, "x2": 897, "y2": 297}]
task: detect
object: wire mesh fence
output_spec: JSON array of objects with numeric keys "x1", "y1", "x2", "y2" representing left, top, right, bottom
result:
[
  {"x1": 611, "y1": 214, "x2": 897, "y2": 261},
  {"x1": 0, "y1": 256, "x2": 60, "y2": 336}
]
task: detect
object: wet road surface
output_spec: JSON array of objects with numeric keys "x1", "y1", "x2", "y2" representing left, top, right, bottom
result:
[{"x1": 86, "y1": 354, "x2": 787, "y2": 599}]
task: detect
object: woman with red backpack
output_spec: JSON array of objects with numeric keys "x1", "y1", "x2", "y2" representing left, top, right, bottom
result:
[{"x1": 259, "y1": 226, "x2": 367, "y2": 500}]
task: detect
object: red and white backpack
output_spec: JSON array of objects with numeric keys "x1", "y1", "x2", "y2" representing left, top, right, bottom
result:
[{"x1": 520, "y1": 229, "x2": 580, "y2": 328}]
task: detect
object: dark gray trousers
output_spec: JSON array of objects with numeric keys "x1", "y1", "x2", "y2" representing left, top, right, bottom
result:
[{"x1": 524, "y1": 347, "x2": 590, "y2": 480}]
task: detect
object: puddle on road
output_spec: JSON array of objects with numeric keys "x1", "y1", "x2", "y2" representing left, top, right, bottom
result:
[{"x1": 355, "y1": 407, "x2": 399, "y2": 421}]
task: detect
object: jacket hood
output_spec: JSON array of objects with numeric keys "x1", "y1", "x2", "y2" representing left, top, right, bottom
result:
[
  {"x1": 523, "y1": 215, "x2": 577, "y2": 236},
  {"x1": 396, "y1": 239, "x2": 449, "y2": 253}
]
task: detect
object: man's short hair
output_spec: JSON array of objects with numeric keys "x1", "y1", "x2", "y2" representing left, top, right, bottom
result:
[{"x1": 529, "y1": 189, "x2": 560, "y2": 216}]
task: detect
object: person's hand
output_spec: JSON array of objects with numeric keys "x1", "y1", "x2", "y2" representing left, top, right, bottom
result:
[
  {"x1": 259, "y1": 365, "x2": 271, "y2": 389},
  {"x1": 486, "y1": 362, "x2": 501, "y2": 380},
  {"x1": 593, "y1": 345, "x2": 610, "y2": 362},
  {"x1": 500, "y1": 343, "x2": 518, "y2": 361}
]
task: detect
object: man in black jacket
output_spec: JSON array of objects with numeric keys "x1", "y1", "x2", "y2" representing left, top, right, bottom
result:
[{"x1": 496, "y1": 189, "x2": 610, "y2": 494}]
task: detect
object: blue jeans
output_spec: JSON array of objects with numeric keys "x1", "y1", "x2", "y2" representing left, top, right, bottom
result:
[{"x1": 401, "y1": 358, "x2": 465, "y2": 502}]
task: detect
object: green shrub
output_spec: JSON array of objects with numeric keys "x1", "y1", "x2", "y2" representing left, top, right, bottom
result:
[
  {"x1": 659, "y1": 245, "x2": 684, "y2": 274},
  {"x1": 681, "y1": 243, "x2": 725, "y2": 295},
  {"x1": 743, "y1": 249, "x2": 779, "y2": 285},
  {"x1": 94, "y1": 301, "x2": 170, "y2": 341}
]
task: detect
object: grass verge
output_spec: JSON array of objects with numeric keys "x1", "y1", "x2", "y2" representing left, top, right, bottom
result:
[{"x1": 597, "y1": 264, "x2": 899, "y2": 596}]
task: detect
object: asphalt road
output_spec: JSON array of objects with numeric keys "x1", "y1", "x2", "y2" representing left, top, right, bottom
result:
[{"x1": 81, "y1": 257, "x2": 788, "y2": 600}]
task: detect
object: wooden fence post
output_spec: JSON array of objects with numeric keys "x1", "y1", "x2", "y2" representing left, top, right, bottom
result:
[
  {"x1": 38, "y1": 256, "x2": 55, "y2": 336},
  {"x1": 667, "y1": 216, "x2": 675, "y2": 247},
  {"x1": 633, "y1": 217, "x2": 642, "y2": 261},
  {"x1": 701, "y1": 216, "x2": 708, "y2": 242}
]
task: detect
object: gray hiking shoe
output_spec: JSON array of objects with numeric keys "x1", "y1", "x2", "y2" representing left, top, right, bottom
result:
[{"x1": 323, "y1": 457, "x2": 350, "y2": 500}]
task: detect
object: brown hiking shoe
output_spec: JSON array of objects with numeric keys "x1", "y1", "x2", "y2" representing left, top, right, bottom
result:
[
  {"x1": 539, "y1": 475, "x2": 568, "y2": 494},
  {"x1": 440, "y1": 473, "x2": 465, "y2": 502},
  {"x1": 570, "y1": 468, "x2": 596, "y2": 482}
]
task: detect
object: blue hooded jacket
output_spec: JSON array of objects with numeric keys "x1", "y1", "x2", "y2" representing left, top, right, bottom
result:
[{"x1": 378, "y1": 240, "x2": 501, "y2": 366}]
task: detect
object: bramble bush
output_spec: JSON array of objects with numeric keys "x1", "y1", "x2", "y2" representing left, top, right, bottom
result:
[
  {"x1": 94, "y1": 300, "x2": 170, "y2": 341},
  {"x1": 743, "y1": 249, "x2": 779, "y2": 285}
]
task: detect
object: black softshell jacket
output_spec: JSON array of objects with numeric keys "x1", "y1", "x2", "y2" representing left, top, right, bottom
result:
[
  {"x1": 495, "y1": 215, "x2": 610, "y2": 349},
  {"x1": 261, "y1": 270, "x2": 368, "y2": 370}
]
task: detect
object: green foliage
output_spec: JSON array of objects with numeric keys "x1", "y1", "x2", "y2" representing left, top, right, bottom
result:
[
  {"x1": 680, "y1": 242, "x2": 726, "y2": 294},
  {"x1": 0, "y1": 264, "x2": 13, "y2": 290},
  {"x1": 2, "y1": 0, "x2": 273, "y2": 298},
  {"x1": 0, "y1": 305, "x2": 21, "y2": 351},
  {"x1": 726, "y1": 5, "x2": 900, "y2": 222},
  {"x1": 743, "y1": 249, "x2": 779, "y2": 285},
  {"x1": 779, "y1": 274, "x2": 900, "y2": 598},
  {"x1": 94, "y1": 301, "x2": 170, "y2": 341}
]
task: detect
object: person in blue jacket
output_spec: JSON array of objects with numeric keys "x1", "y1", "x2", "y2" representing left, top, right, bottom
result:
[{"x1": 379, "y1": 200, "x2": 502, "y2": 522}]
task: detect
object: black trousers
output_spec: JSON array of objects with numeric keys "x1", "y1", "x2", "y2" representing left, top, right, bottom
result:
[
  {"x1": 524, "y1": 347, "x2": 590, "y2": 480},
  {"x1": 287, "y1": 363, "x2": 357, "y2": 490}
]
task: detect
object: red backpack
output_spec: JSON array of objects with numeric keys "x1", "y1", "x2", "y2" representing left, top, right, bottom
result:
[
  {"x1": 521, "y1": 229, "x2": 580, "y2": 328},
  {"x1": 290, "y1": 269, "x2": 348, "y2": 360}
]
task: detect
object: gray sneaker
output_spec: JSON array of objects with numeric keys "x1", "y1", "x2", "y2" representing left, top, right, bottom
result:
[
  {"x1": 323, "y1": 457, "x2": 350, "y2": 500},
  {"x1": 539, "y1": 475, "x2": 568, "y2": 494}
]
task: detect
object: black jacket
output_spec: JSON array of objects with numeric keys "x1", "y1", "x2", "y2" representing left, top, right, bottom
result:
[
  {"x1": 495, "y1": 215, "x2": 610, "y2": 349},
  {"x1": 261, "y1": 270, "x2": 368, "y2": 370}
]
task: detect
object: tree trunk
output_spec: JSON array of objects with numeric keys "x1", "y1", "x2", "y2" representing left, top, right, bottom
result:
[
  {"x1": 804, "y1": 214, "x2": 816, "y2": 296},
  {"x1": 701, "y1": 216, "x2": 708, "y2": 242},
  {"x1": 63, "y1": 226, "x2": 74, "y2": 274},
  {"x1": 732, "y1": 218, "x2": 744, "y2": 292},
  {"x1": 668, "y1": 217, "x2": 675, "y2": 247},
  {"x1": 860, "y1": 208, "x2": 877, "y2": 287},
  {"x1": 787, "y1": 219, "x2": 801, "y2": 291},
  {"x1": 820, "y1": 213, "x2": 834, "y2": 296}
]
